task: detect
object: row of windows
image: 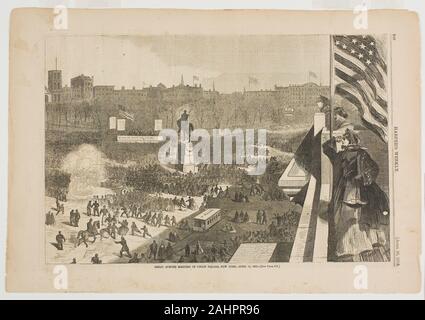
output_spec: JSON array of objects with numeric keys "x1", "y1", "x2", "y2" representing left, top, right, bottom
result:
[{"x1": 205, "y1": 213, "x2": 220, "y2": 226}]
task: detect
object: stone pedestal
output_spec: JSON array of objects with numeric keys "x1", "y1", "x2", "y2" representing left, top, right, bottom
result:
[
  {"x1": 175, "y1": 139, "x2": 198, "y2": 174},
  {"x1": 181, "y1": 141, "x2": 198, "y2": 174}
]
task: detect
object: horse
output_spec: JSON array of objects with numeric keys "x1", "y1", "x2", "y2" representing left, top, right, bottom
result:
[
  {"x1": 99, "y1": 226, "x2": 111, "y2": 239},
  {"x1": 98, "y1": 222, "x2": 119, "y2": 240},
  {"x1": 75, "y1": 221, "x2": 100, "y2": 247}
]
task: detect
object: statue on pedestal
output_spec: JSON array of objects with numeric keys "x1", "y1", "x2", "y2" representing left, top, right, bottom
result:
[
  {"x1": 177, "y1": 110, "x2": 194, "y2": 142},
  {"x1": 175, "y1": 109, "x2": 197, "y2": 174}
]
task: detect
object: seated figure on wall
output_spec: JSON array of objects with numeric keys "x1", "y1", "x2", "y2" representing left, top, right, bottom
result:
[{"x1": 317, "y1": 95, "x2": 354, "y2": 131}]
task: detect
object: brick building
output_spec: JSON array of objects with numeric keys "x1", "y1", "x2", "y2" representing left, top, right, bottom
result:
[{"x1": 70, "y1": 74, "x2": 94, "y2": 102}]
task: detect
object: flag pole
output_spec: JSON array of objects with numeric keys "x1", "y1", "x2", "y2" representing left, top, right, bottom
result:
[
  {"x1": 329, "y1": 35, "x2": 334, "y2": 139},
  {"x1": 328, "y1": 35, "x2": 335, "y2": 205}
]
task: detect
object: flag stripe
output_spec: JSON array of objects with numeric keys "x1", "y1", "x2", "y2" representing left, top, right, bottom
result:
[
  {"x1": 334, "y1": 46, "x2": 386, "y2": 90},
  {"x1": 334, "y1": 51, "x2": 387, "y2": 102},
  {"x1": 333, "y1": 35, "x2": 388, "y2": 143},
  {"x1": 336, "y1": 83, "x2": 387, "y2": 134},
  {"x1": 361, "y1": 118, "x2": 388, "y2": 144},
  {"x1": 336, "y1": 85, "x2": 388, "y2": 140},
  {"x1": 358, "y1": 80, "x2": 387, "y2": 112},
  {"x1": 119, "y1": 110, "x2": 135, "y2": 121},
  {"x1": 335, "y1": 50, "x2": 377, "y2": 89},
  {"x1": 334, "y1": 58, "x2": 387, "y2": 110},
  {"x1": 334, "y1": 36, "x2": 387, "y2": 81},
  {"x1": 335, "y1": 68, "x2": 388, "y2": 126},
  {"x1": 335, "y1": 84, "x2": 388, "y2": 143}
]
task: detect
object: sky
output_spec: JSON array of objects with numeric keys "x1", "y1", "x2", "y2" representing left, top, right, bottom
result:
[{"x1": 46, "y1": 34, "x2": 332, "y2": 93}]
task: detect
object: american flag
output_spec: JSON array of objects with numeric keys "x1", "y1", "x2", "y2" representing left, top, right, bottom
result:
[
  {"x1": 118, "y1": 105, "x2": 135, "y2": 121},
  {"x1": 333, "y1": 35, "x2": 388, "y2": 143}
]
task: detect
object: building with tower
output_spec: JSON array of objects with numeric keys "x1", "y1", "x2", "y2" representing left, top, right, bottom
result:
[{"x1": 47, "y1": 69, "x2": 62, "y2": 103}]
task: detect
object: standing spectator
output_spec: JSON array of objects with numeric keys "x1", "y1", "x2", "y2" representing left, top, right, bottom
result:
[
  {"x1": 149, "y1": 240, "x2": 158, "y2": 260},
  {"x1": 91, "y1": 253, "x2": 102, "y2": 264},
  {"x1": 55, "y1": 231, "x2": 66, "y2": 250},
  {"x1": 261, "y1": 210, "x2": 268, "y2": 225},
  {"x1": 115, "y1": 236, "x2": 132, "y2": 258},
  {"x1": 74, "y1": 209, "x2": 81, "y2": 227},
  {"x1": 87, "y1": 200, "x2": 92, "y2": 216},
  {"x1": 93, "y1": 200, "x2": 100, "y2": 216},
  {"x1": 166, "y1": 243, "x2": 174, "y2": 260},
  {"x1": 185, "y1": 244, "x2": 191, "y2": 257},
  {"x1": 256, "y1": 210, "x2": 262, "y2": 224},
  {"x1": 131, "y1": 221, "x2": 141, "y2": 236},
  {"x1": 100, "y1": 205, "x2": 108, "y2": 225},
  {"x1": 158, "y1": 242, "x2": 166, "y2": 260}
]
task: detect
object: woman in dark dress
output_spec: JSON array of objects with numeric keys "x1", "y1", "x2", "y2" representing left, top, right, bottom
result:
[{"x1": 324, "y1": 129, "x2": 390, "y2": 262}]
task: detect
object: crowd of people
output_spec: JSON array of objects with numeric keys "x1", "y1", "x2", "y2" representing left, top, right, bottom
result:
[
  {"x1": 231, "y1": 208, "x2": 300, "y2": 243},
  {"x1": 233, "y1": 191, "x2": 250, "y2": 203},
  {"x1": 45, "y1": 198, "x2": 65, "y2": 226},
  {"x1": 45, "y1": 211, "x2": 56, "y2": 226},
  {"x1": 82, "y1": 193, "x2": 188, "y2": 239},
  {"x1": 83, "y1": 191, "x2": 196, "y2": 224},
  {"x1": 108, "y1": 158, "x2": 291, "y2": 207},
  {"x1": 51, "y1": 200, "x2": 301, "y2": 263},
  {"x1": 47, "y1": 152, "x2": 301, "y2": 264},
  {"x1": 233, "y1": 210, "x2": 250, "y2": 223},
  {"x1": 255, "y1": 210, "x2": 268, "y2": 225},
  {"x1": 48, "y1": 191, "x2": 183, "y2": 257},
  {"x1": 147, "y1": 240, "x2": 174, "y2": 261},
  {"x1": 169, "y1": 206, "x2": 301, "y2": 263},
  {"x1": 251, "y1": 209, "x2": 301, "y2": 243},
  {"x1": 224, "y1": 207, "x2": 301, "y2": 245},
  {"x1": 123, "y1": 163, "x2": 254, "y2": 197},
  {"x1": 173, "y1": 240, "x2": 233, "y2": 263}
]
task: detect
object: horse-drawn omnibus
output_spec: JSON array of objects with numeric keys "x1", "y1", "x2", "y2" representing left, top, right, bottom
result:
[{"x1": 192, "y1": 208, "x2": 221, "y2": 232}]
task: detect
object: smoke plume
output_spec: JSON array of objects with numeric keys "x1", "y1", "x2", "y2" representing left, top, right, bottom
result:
[{"x1": 61, "y1": 144, "x2": 108, "y2": 199}]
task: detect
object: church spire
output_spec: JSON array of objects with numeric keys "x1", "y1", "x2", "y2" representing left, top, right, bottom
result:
[{"x1": 180, "y1": 74, "x2": 184, "y2": 86}]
